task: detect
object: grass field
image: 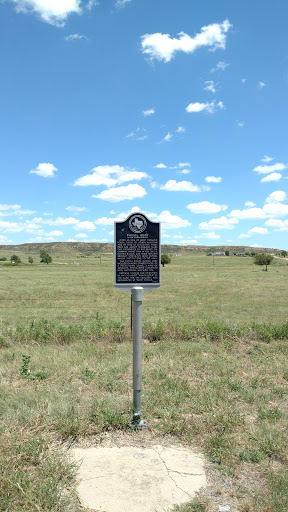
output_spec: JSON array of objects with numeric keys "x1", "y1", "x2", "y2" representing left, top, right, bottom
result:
[{"x1": 0, "y1": 249, "x2": 288, "y2": 511}]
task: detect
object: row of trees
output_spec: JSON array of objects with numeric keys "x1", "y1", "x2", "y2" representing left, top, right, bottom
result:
[{"x1": 7, "y1": 250, "x2": 52, "y2": 265}]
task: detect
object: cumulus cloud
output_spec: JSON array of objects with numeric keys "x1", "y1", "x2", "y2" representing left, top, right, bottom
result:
[
  {"x1": 11, "y1": 0, "x2": 82, "y2": 26},
  {"x1": 198, "y1": 216, "x2": 239, "y2": 230},
  {"x1": 30, "y1": 163, "x2": 58, "y2": 178},
  {"x1": 198, "y1": 231, "x2": 220, "y2": 239},
  {"x1": 47, "y1": 230, "x2": 63, "y2": 237},
  {"x1": 43, "y1": 217, "x2": 79, "y2": 226},
  {"x1": 142, "y1": 108, "x2": 155, "y2": 116},
  {"x1": 74, "y1": 165, "x2": 148, "y2": 187},
  {"x1": 248, "y1": 227, "x2": 268, "y2": 235},
  {"x1": 261, "y1": 173, "x2": 282, "y2": 182},
  {"x1": 186, "y1": 100, "x2": 224, "y2": 114},
  {"x1": 72, "y1": 221, "x2": 95, "y2": 231},
  {"x1": 154, "y1": 163, "x2": 167, "y2": 169},
  {"x1": 181, "y1": 239, "x2": 198, "y2": 244},
  {"x1": 229, "y1": 203, "x2": 288, "y2": 219},
  {"x1": 75, "y1": 233, "x2": 89, "y2": 238},
  {"x1": 157, "y1": 211, "x2": 191, "y2": 229},
  {"x1": 160, "y1": 180, "x2": 202, "y2": 192},
  {"x1": 211, "y1": 61, "x2": 229, "y2": 72},
  {"x1": 265, "y1": 191, "x2": 287, "y2": 203},
  {"x1": 93, "y1": 184, "x2": 147, "y2": 202},
  {"x1": 264, "y1": 219, "x2": 288, "y2": 231},
  {"x1": 253, "y1": 162, "x2": 286, "y2": 174},
  {"x1": 65, "y1": 33, "x2": 88, "y2": 41},
  {"x1": 262, "y1": 155, "x2": 274, "y2": 163},
  {"x1": 141, "y1": 19, "x2": 232, "y2": 63},
  {"x1": 205, "y1": 176, "x2": 222, "y2": 183},
  {"x1": 245, "y1": 201, "x2": 256, "y2": 207},
  {"x1": 204, "y1": 81, "x2": 216, "y2": 93},
  {"x1": 187, "y1": 201, "x2": 227, "y2": 214}
]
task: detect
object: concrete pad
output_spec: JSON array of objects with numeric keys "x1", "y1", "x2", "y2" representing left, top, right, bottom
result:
[{"x1": 71, "y1": 440, "x2": 206, "y2": 512}]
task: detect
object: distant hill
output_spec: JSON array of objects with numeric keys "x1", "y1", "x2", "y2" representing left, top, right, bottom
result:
[{"x1": 0, "y1": 241, "x2": 280, "y2": 258}]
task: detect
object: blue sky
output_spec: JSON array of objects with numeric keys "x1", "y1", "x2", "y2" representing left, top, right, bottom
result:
[{"x1": 0, "y1": 0, "x2": 287, "y2": 249}]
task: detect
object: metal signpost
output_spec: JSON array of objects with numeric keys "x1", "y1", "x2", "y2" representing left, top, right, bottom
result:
[{"x1": 115, "y1": 213, "x2": 160, "y2": 428}]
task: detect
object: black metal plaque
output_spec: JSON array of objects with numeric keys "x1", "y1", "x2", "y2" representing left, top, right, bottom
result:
[{"x1": 114, "y1": 213, "x2": 160, "y2": 291}]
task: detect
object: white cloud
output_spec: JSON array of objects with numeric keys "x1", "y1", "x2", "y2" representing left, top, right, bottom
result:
[
  {"x1": 72, "y1": 221, "x2": 95, "y2": 231},
  {"x1": 157, "y1": 211, "x2": 191, "y2": 229},
  {"x1": 142, "y1": 108, "x2": 155, "y2": 116},
  {"x1": 241, "y1": 78, "x2": 247, "y2": 84},
  {"x1": 265, "y1": 191, "x2": 287, "y2": 203},
  {"x1": 258, "y1": 81, "x2": 266, "y2": 89},
  {"x1": 160, "y1": 180, "x2": 202, "y2": 192},
  {"x1": 30, "y1": 162, "x2": 58, "y2": 178},
  {"x1": 248, "y1": 227, "x2": 268, "y2": 235},
  {"x1": 204, "y1": 81, "x2": 216, "y2": 93},
  {"x1": 205, "y1": 176, "x2": 222, "y2": 183},
  {"x1": 0, "y1": 204, "x2": 21, "y2": 211},
  {"x1": 245, "y1": 201, "x2": 256, "y2": 207},
  {"x1": 261, "y1": 173, "x2": 282, "y2": 182},
  {"x1": 250, "y1": 244, "x2": 263, "y2": 248},
  {"x1": 0, "y1": 235, "x2": 12, "y2": 243},
  {"x1": 262, "y1": 155, "x2": 274, "y2": 163},
  {"x1": 236, "y1": 120, "x2": 245, "y2": 127},
  {"x1": 199, "y1": 216, "x2": 239, "y2": 230},
  {"x1": 177, "y1": 162, "x2": 191, "y2": 168},
  {"x1": 253, "y1": 162, "x2": 286, "y2": 174},
  {"x1": 75, "y1": 233, "x2": 89, "y2": 238},
  {"x1": 86, "y1": 0, "x2": 98, "y2": 9},
  {"x1": 198, "y1": 231, "x2": 220, "y2": 239},
  {"x1": 176, "y1": 126, "x2": 185, "y2": 133},
  {"x1": 141, "y1": 19, "x2": 232, "y2": 63},
  {"x1": 229, "y1": 203, "x2": 288, "y2": 219},
  {"x1": 178, "y1": 169, "x2": 190, "y2": 175},
  {"x1": 74, "y1": 165, "x2": 148, "y2": 187},
  {"x1": 264, "y1": 219, "x2": 288, "y2": 231},
  {"x1": 67, "y1": 238, "x2": 77, "y2": 242},
  {"x1": 93, "y1": 184, "x2": 147, "y2": 203},
  {"x1": 186, "y1": 100, "x2": 224, "y2": 114},
  {"x1": 181, "y1": 239, "x2": 198, "y2": 244},
  {"x1": 154, "y1": 163, "x2": 167, "y2": 169},
  {"x1": 116, "y1": 0, "x2": 132, "y2": 7},
  {"x1": 211, "y1": 61, "x2": 230, "y2": 72},
  {"x1": 173, "y1": 235, "x2": 183, "y2": 239},
  {"x1": 238, "y1": 234, "x2": 251, "y2": 239},
  {"x1": 11, "y1": 0, "x2": 81, "y2": 26},
  {"x1": 160, "y1": 132, "x2": 173, "y2": 143},
  {"x1": 47, "y1": 230, "x2": 63, "y2": 237},
  {"x1": 187, "y1": 201, "x2": 227, "y2": 214},
  {"x1": 66, "y1": 206, "x2": 88, "y2": 213},
  {"x1": 43, "y1": 217, "x2": 79, "y2": 226},
  {"x1": 65, "y1": 34, "x2": 88, "y2": 41}
]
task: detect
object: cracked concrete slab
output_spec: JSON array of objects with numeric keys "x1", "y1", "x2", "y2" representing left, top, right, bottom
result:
[{"x1": 70, "y1": 441, "x2": 206, "y2": 512}]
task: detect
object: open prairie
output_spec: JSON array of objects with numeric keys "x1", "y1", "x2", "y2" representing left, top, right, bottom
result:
[
  {"x1": 0, "y1": 249, "x2": 287, "y2": 328},
  {"x1": 1, "y1": 247, "x2": 288, "y2": 512}
]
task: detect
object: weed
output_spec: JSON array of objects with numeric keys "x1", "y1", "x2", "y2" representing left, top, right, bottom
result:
[
  {"x1": 239, "y1": 448, "x2": 265, "y2": 463},
  {"x1": 19, "y1": 354, "x2": 31, "y2": 377},
  {"x1": 258, "y1": 406, "x2": 283, "y2": 421},
  {"x1": 82, "y1": 367, "x2": 96, "y2": 383},
  {"x1": 173, "y1": 498, "x2": 208, "y2": 511}
]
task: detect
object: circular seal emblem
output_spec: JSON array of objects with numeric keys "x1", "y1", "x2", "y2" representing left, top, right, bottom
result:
[{"x1": 129, "y1": 214, "x2": 147, "y2": 234}]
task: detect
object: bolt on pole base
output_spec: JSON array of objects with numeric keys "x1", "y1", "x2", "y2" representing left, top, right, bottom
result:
[{"x1": 128, "y1": 413, "x2": 148, "y2": 430}]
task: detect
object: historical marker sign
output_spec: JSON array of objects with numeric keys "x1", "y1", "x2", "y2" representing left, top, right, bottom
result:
[{"x1": 114, "y1": 213, "x2": 160, "y2": 292}]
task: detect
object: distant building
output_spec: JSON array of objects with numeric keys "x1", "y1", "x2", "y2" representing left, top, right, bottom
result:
[{"x1": 212, "y1": 252, "x2": 226, "y2": 256}]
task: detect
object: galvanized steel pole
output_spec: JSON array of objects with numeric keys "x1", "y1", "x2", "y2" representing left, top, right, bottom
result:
[{"x1": 130, "y1": 286, "x2": 147, "y2": 428}]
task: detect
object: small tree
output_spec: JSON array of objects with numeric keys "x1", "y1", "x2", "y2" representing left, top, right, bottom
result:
[
  {"x1": 225, "y1": 250, "x2": 230, "y2": 256},
  {"x1": 253, "y1": 253, "x2": 274, "y2": 272},
  {"x1": 40, "y1": 250, "x2": 52, "y2": 264},
  {"x1": 28, "y1": 257, "x2": 34, "y2": 264},
  {"x1": 161, "y1": 254, "x2": 171, "y2": 267},
  {"x1": 281, "y1": 250, "x2": 288, "y2": 258},
  {"x1": 10, "y1": 254, "x2": 21, "y2": 264}
]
